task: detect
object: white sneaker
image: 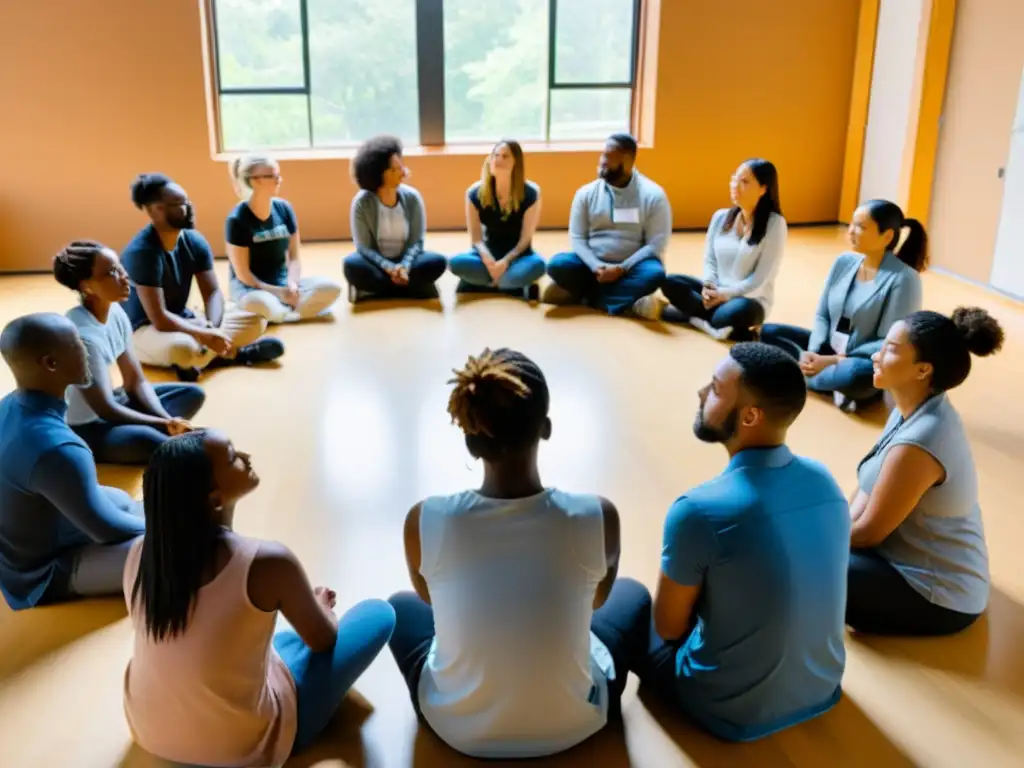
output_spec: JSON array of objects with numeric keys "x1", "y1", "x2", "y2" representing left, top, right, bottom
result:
[
  {"x1": 689, "y1": 317, "x2": 733, "y2": 341},
  {"x1": 631, "y1": 294, "x2": 667, "y2": 320}
]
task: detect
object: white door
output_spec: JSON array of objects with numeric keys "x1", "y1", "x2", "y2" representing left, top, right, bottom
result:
[{"x1": 991, "y1": 65, "x2": 1024, "y2": 298}]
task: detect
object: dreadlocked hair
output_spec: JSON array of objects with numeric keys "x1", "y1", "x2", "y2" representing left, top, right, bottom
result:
[
  {"x1": 132, "y1": 432, "x2": 222, "y2": 642},
  {"x1": 447, "y1": 348, "x2": 549, "y2": 460},
  {"x1": 53, "y1": 240, "x2": 106, "y2": 291}
]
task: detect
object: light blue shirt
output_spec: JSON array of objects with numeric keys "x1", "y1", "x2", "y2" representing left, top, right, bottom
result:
[{"x1": 661, "y1": 446, "x2": 849, "y2": 741}]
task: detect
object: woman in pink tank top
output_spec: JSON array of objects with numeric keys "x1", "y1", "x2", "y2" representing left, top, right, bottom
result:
[{"x1": 123, "y1": 430, "x2": 395, "y2": 766}]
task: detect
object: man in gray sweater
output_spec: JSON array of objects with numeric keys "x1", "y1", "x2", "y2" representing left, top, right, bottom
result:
[{"x1": 546, "y1": 134, "x2": 671, "y2": 317}]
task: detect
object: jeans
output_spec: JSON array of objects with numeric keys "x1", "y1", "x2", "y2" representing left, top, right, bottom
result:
[
  {"x1": 448, "y1": 249, "x2": 547, "y2": 290},
  {"x1": 232, "y1": 275, "x2": 343, "y2": 323},
  {"x1": 274, "y1": 598, "x2": 396, "y2": 753},
  {"x1": 343, "y1": 252, "x2": 447, "y2": 297},
  {"x1": 662, "y1": 274, "x2": 765, "y2": 341},
  {"x1": 71, "y1": 383, "x2": 206, "y2": 465},
  {"x1": 386, "y1": 578, "x2": 652, "y2": 721},
  {"x1": 760, "y1": 323, "x2": 879, "y2": 401},
  {"x1": 847, "y1": 549, "x2": 981, "y2": 636},
  {"x1": 547, "y1": 253, "x2": 666, "y2": 315}
]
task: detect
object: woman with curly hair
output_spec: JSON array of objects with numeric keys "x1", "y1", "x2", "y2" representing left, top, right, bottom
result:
[
  {"x1": 343, "y1": 136, "x2": 447, "y2": 302},
  {"x1": 385, "y1": 348, "x2": 651, "y2": 759},
  {"x1": 847, "y1": 307, "x2": 1004, "y2": 636}
]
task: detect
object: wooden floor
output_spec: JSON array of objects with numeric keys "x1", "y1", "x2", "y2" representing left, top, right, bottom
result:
[{"x1": 1, "y1": 228, "x2": 1023, "y2": 768}]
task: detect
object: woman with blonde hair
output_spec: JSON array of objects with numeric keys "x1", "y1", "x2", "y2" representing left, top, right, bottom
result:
[
  {"x1": 225, "y1": 155, "x2": 343, "y2": 323},
  {"x1": 449, "y1": 140, "x2": 546, "y2": 300}
]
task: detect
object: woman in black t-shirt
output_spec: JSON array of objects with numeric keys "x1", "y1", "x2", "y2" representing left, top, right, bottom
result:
[
  {"x1": 449, "y1": 140, "x2": 546, "y2": 300},
  {"x1": 225, "y1": 155, "x2": 343, "y2": 323}
]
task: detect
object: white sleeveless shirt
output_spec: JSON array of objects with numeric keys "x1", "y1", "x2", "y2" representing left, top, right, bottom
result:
[{"x1": 417, "y1": 488, "x2": 612, "y2": 759}]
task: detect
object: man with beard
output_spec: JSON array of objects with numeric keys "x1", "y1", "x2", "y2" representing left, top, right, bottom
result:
[
  {"x1": 0, "y1": 314, "x2": 144, "y2": 609},
  {"x1": 121, "y1": 174, "x2": 284, "y2": 381},
  {"x1": 545, "y1": 134, "x2": 671, "y2": 318},
  {"x1": 639, "y1": 342, "x2": 849, "y2": 741}
]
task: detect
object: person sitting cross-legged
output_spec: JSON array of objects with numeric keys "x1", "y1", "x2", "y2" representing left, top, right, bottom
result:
[
  {"x1": 343, "y1": 136, "x2": 447, "y2": 302},
  {"x1": 122, "y1": 173, "x2": 284, "y2": 382},
  {"x1": 0, "y1": 313, "x2": 144, "y2": 611},
  {"x1": 638, "y1": 343, "x2": 849, "y2": 742},
  {"x1": 387, "y1": 348, "x2": 651, "y2": 759},
  {"x1": 53, "y1": 241, "x2": 205, "y2": 466},
  {"x1": 449, "y1": 140, "x2": 546, "y2": 301},
  {"x1": 545, "y1": 133, "x2": 671, "y2": 319}
]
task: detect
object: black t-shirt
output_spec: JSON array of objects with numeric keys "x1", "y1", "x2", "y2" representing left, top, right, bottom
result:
[
  {"x1": 120, "y1": 225, "x2": 215, "y2": 330},
  {"x1": 468, "y1": 180, "x2": 539, "y2": 259},
  {"x1": 225, "y1": 198, "x2": 298, "y2": 286}
]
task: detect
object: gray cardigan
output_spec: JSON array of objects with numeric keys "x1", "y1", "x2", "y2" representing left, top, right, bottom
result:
[
  {"x1": 809, "y1": 250, "x2": 922, "y2": 358},
  {"x1": 350, "y1": 185, "x2": 426, "y2": 271}
]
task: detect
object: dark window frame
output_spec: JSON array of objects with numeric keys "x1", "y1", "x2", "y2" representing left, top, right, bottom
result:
[{"x1": 210, "y1": 0, "x2": 643, "y2": 151}]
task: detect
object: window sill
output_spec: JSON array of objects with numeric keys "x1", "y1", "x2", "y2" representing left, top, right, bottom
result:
[{"x1": 213, "y1": 140, "x2": 649, "y2": 163}]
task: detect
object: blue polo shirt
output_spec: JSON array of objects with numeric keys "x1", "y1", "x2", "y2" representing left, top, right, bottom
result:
[
  {"x1": 0, "y1": 390, "x2": 144, "y2": 609},
  {"x1": 660, "y1": 445, "x2": 849, "y2": 741}
]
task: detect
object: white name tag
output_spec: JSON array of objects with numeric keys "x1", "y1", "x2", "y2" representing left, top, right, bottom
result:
[
  {"x1": 830, "y1": 330, "x2": 850, "y2": 356},
  {"x1": 614, "y1": 207, "x2": 640, "y2": 224}
]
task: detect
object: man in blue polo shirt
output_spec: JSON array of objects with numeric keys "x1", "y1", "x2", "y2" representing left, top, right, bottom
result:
[
  {"x1": 641, "y1": 342, "x2": 849, "y2": 740},
  {"x1": 0, "y1": 313, "x2": 144, "y2": 610}
]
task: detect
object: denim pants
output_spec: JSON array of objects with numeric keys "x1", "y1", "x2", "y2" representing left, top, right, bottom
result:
[
  {"x1": 760, "y1": 323, "x2": 878, "y2": 401},
  {"x1": 662, "y1": 274, "x2": 765, "y2": 341},
  {"x1": 448, "y1": 249, "x2": 546, "y2": 290},
  {"x1": 342, "y1": 252, "x2": 447, "y2": 297},
  {"x1": 547, "y1": 253, "x2": 665, "y2": 315}
]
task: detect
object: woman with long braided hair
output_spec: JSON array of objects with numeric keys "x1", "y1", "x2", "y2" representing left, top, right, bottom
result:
[
  {"x1": 122, "y1": 430, "x2": 395, "y2": 766},
  {"x1": 53, "y1": 240, "x2": 205, "y2": 464},
  {"x1": 386, "y1": 348, "x2": 651, "y2": 759}
]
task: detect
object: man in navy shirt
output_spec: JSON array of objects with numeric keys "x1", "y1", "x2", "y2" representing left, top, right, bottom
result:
[
  {"x1": 641, "y1": 342, "x2": 849, "y2": 741},
  {"x1": 0, "y1": 314, "x2": 144, "y2": 609},
  {"x1": 122, "y1": 173, "x2": 284, "y2": 381}
]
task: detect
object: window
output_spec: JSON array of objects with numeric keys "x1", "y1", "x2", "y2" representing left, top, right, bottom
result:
[{"x1": 211, "y1": 0, "x2": 641, "y2": 151}]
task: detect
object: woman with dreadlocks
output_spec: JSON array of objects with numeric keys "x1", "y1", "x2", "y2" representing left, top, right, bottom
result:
[
  {"x1": 122, "y1": 430, "x2": 395, "y2": 766},
  {"x1": 53, "y1": 240, "x2": 205, "y2": 465},
  {"x1": 386, "y1": 348, "x2": 651, "y2": 759}
]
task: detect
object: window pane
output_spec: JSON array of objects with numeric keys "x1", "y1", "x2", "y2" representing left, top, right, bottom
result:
[
  {"x1": 220, "y1": 94, "x2": 310, "y2": 151},
  {"x1": 215, "y1": 0, "x2": 305, "y2": 89},
  {"x1": 549, "y1": 88, "x2": 631, "y2": 141},
  {"x1": 443, "y1": 0, "x2": 549, "y2": 143},
  {"x1": 307, "y1": 0, "x2": 419, "y2": 146},
  {"x1": 554, "y1": 0, "x2": 635, "y2": 85}
]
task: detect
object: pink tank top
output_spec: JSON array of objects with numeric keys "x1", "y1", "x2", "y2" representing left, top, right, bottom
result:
[{"x1": 122, "y1": 533, "x2": 298, "y2": 767}]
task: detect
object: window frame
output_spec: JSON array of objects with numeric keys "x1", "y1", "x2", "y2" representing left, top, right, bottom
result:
[{"x1": 208, "y1": 0, "x2": 643, "y2": 152}]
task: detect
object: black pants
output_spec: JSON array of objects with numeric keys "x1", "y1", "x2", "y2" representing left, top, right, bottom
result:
[
  {"x1": 847, "y1": 549, "x2": 981, "y2": 636},
  {"x1": 343, "y1": 251, "x2": 447, "y2": 297},
  {"x1": 760, "y1": 323, "x2": 879, "y2": 401},
  {"x1": 387, "y1": 577, "x2": 652, "y2": 720},
  {"x1": 661, "y1": 275, "x2": 764, "y2": 340}
]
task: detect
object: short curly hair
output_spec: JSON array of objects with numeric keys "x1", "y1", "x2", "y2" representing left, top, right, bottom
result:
[{"x1": 351, "y1": 135, "x2": 403, "y2": 192}]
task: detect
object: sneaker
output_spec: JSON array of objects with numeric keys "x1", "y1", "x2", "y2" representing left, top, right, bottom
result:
[
  {"x1": 834, "y1": 392, "x2": 859, "y2": 413},
  {"x1": 542, "y1": 283, "x2": 575, "y2": 305},
  {"x1": 281, "y1": 310, "x2": 302, "y2": 323},
  {"x1": 173, "y1": 365, "x2": 200, "y2": 383},
  {"x1": 689, "y1": 317, "x2": 733, "y2": 341},
  {"x1": 233, "y1": 337, "x2": 285, "y2": 366},
  {"x1": 631, "y1": 294, "x2": 668, "y2": 321},
  {"x1": 525, "y1": 283, "x2": 540, "y2": 302}
]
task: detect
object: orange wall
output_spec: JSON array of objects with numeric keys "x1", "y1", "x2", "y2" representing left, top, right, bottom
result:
[{"x1": 0, "y1": 0, "x2": 860, "y2": 272}]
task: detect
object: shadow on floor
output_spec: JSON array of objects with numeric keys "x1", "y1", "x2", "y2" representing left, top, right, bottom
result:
[
  {"x1": 350, "y1": 298, "x2": 444, "y2": 315},
  {"x1": 639, "y1": 686, "x2": 917, "y2": 767},
  {"x1": 0, "y1": 596, "x2": 126, "y2": 684}
]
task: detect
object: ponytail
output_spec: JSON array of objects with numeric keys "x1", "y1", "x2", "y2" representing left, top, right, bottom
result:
[
  {"x1": 896, "y1": 217, "x2": 928, "y2": 272},
  {"x1": 862, "y1": 199, "x2": 928, "y2": 272},
  {"x1": 229, "y1": 154, "x2": 276, "y2": 200}
]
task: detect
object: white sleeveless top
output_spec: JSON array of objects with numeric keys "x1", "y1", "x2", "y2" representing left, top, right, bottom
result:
[{"x1": 417, "y1": 488, "x2": 612, "y2": 759}]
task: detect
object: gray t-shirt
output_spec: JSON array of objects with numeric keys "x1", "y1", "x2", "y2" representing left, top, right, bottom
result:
[
  {"x1": 65, "y1": 304, "x2": 133, "y2": 426},
  {"x1": 857, "y1": 394, "x2": 989, "y2": 614},
  {"x1": 377, "y1": 199, "x2": 409, "y2": 261}
]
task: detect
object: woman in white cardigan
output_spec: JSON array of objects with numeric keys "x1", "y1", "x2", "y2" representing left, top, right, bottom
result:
[{"x1": 661, "y1": 159, "x2": 786, "y2": 341}]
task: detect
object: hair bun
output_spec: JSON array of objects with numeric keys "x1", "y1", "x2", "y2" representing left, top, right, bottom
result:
[{"x1": 951, "y1": 306, "x2": 1004, "y2": 357}]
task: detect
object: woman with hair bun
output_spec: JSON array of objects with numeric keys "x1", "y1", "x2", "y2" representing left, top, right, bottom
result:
[
  {"x1": 53, "y1": 240, "x2": 205, "y2": 465},
  {"x1": 847, "y1": 307, "x2": 1004, "y2": 636},
  {"x1": 386, "y1": 348, "x2": 650, "y2": 759},
  {"x1": 226, "y1": 154, "x2": 343, "y2": 323},
  {"x1": 762, "y1": 199, "x2": 925, "y2": 412}
]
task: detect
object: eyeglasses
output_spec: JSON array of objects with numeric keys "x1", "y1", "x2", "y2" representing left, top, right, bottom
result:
[{"x1": 250, "y1": 173, "x2": 281, "y2": 182}]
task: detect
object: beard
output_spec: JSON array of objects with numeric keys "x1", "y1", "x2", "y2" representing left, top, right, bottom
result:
[
  {"x1": 599, "y1": 165, "x2": 628, "y2": 186},
  {"x1": 693, "y1": 405, "x2": 739, "y2": 444},
  {"x1": 167, "y1": 205, "x2": 196, "y2": 230}
]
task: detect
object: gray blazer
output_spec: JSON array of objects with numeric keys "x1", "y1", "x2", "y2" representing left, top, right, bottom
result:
[
  {"x1": 809, "y1": 250, "x2": 922, "y2": 358},
  {"x1": 350, "y1": 185, "x2": 426, "y2": 271}
]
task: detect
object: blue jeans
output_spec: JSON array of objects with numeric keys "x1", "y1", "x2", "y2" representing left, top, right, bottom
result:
[
  {"x1": 662, "y1": 274, "x2": 765, "y2": 341},
  {"x1": 448, "y1": 250, "x2": 547, "y2": 290},
  {"x1": 760, "y1": 323, "x2": 878, "y2": 401},
  {"x1": 274, "y1": 598, "x2": 396, "y2": 753},
  {"x1": 71, "y1": 383, "x2": 206, "y2": 465},
  {"x1": 547, "y1": 252, "x2": 665, "y2": 315}
]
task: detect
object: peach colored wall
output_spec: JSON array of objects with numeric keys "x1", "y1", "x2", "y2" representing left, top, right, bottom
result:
[
  {"x1": 929, "y1": 0, "x2": 1024, "y2": 283},
  {"x1": 0, "y1": 0, "x2": 860, "y2": 272}
]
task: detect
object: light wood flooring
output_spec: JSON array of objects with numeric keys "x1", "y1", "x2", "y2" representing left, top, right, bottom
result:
[{"x1": 1, "y1": 228, "x2": 1023, "y2": 768}]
